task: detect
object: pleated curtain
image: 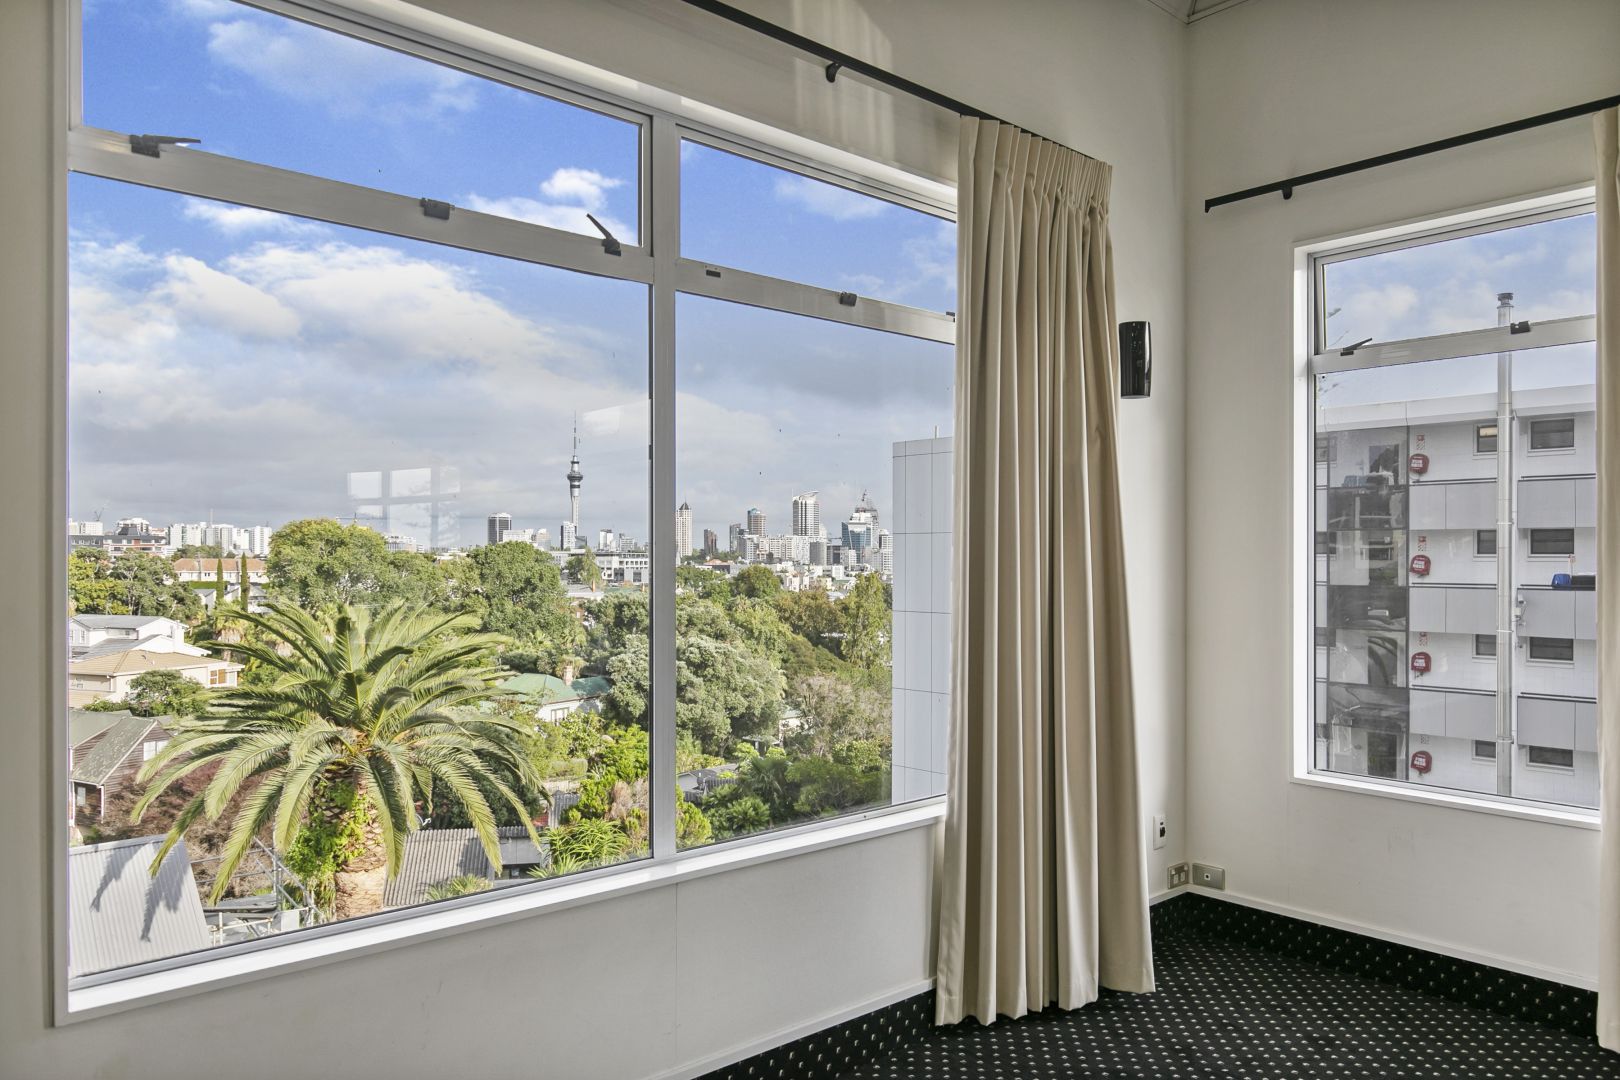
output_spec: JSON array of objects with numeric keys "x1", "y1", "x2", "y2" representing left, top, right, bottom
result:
[
  {"x1": 1595, "y1": 106, "x2": 1620, "y2": 1054},
  {"x1": 935, "y1": 117, "x2": 1154, "y2": 1027}
]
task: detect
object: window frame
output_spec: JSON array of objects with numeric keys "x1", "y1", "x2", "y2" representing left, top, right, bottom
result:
[
  {"x1": 1528, "y1": 528, "x2": 1577, "y2": 557},
  {"x1": 1527, "y1": 416, "x2": 1576, "y2": 453},
  {"x1": 54, "y1": 0, "x2": 956, "y2": 1019},
  {"x1": 1293, "y1": 187, "x2": 1598, "y2": 829}
]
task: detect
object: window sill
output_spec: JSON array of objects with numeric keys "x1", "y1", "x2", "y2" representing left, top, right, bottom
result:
[
  {"x1": 62, "y1": 797, "x2": 947, "y2": 1024},
  {"x1": 1290, "y1": 769, "x2": 1598, "y2": 830}
]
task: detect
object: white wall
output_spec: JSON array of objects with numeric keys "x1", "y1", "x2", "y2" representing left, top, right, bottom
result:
[
  {"x1": 0, "y1": 1, "x2": 1187, "y2": 1076},
  {"x1": 1186, "y1": 0, "x2": 1619, "y2": 986}
]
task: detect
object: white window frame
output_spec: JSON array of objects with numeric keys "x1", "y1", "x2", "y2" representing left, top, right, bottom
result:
[
  {"x1": 1291, "y1": 187, "x2": 1598, "y2": 830},
  {"x1": 53, "y1": 0, "x2": 954, "y2": 1021}
]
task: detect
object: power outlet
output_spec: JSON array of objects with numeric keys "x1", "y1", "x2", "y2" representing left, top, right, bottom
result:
[
  {"x1": 1167, "y1": 862, "x2": 1190, "y2": 889},
  {"x1": 1152, "y1": 813, "x2": 1167, "y2": 850},
  {"x1": 1191, "y1": 862, "x2": 1226, "y2": 890}
]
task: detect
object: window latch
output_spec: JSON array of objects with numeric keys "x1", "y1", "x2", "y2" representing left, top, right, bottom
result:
[
  {"x1": 129, "y1": 134, "x2": 200, "y2": 158},
  {"x1": 1510, "y1": 320, "x2": 1532, "y2": 334},
  {"x1": 1339, "y1": 337, "x2": 1373, "y2": 356},
  {"x1": 838, "y1": 292, "x2": 858, "y2": 307},
  {"x1": 419, "y1": 198, "x2": 452, "y2": 221},
  {"x1": 586, "y1": 213, "x2": 622, "y2": 256}
]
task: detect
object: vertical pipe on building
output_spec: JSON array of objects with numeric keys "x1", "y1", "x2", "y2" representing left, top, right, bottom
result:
[{"x1": 1494, "y1": 292, "x2": 1515, "y2": 797}]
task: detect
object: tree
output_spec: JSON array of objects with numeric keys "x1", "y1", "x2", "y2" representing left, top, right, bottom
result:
[
  {"x1": 68, "y1": 548, "x2": 124, "y2": 616},
  {"x1": 124, "y1": 669, "x2": 211, "y2": 719},
  {"x1": 102, "y1": 551, "x2": 202, "y2": 621},
  {"x1": 565, "y1": 547, "x2": 604, "y2": 592},
  {"x1": 464, "y1": 541, "x2": 574, "y2": 647},
  {"x1": 172, "y1": 544, "x2": 225, "y2": 560},
  {"x1": 602, "y1": 634, "x2": 785, "y2": 755},
  {"x1": 675, "y1": 564, "x2": 732, "y2": 601},
  {"x1": 213, "y1": 555, "x2": 228, "y2": 610},
  {"x1": 839, "y1": 572, "x2": 891, "y2": 671},
  {"x1": 703, "y1": 790, "x2": 769, "y2": 837},
  {"x1": 787, "y1": 675, "x2": 891, "y2": 760},
  {"x1": 265, "y1": 519, "x2": 389, "y2": 611},
  {"x1": 134, "y1": 601, "x2": 540, "y2": 921},
  {"x1": 776, "y1": 589, "x2": 843, "y2": 651},
  {"x1": 732, "y1": 564, "x2": 781, "y2": 600}
]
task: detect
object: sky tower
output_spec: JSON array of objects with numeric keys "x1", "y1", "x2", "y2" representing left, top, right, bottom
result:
[{"x1": 566, "y1": 420, "x2": 584, "y2": 539}]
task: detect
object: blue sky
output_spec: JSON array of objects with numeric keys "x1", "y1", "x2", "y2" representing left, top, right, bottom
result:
[{"x1": 72, "y1": 0, "x2": 954, "y2": 549}]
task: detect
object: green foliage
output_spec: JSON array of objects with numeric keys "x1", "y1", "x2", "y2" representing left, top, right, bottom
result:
[
  {"x1": 565, "y1": 547, "x2": 604, "y2": 592},
  {"x1": 172, "y1": 544, "x2": 225, "y2": 560},
  {"x1": 675, "y1": 732, "x2": 722, "y2": 772},
  {"x1": 675, "y1": 564, "x2": 732, "y2": 601},
  {"x1": 838, "y1": 572, "x2": 890, "y2": 671},
  {"x1": 732, "y1": 564, "x2": 781, "y2": 600},
  {"x1": 463, "y1": 541, "x2": 574, "y2": 648},
  {"x1": 134, "y1": 601, "x2": 540, "y2": 913},
  {"x1": 283, "y1": 779, "x2": 370, "y2": 914},
  {"x1": 265, "y1": 519, "x2": 391, "y2": 611},
  {"x1": 775, "y1": 589, "x2": 843, "y2": 651},
  {"x1": 423, "y1": 874, "x2": 494, "y2": 902},
  {"x1": 702, "y1": 790, "x2": 770, "y2": 837},
  {"x1": 585, "y1": 592, "x2": 649, "y2": 658},
  {"x1": 675, "y1": 791, "x2": 712, "y2": 848},
  {"x1": 535, "y1": 817, "x2": 631, "y2": 877},
  {"x1": 572, "y1": 724, "x2": 649, "y2": 819},
  {"x1": 124, "y1": 669, "x2": 212, "y2": 719},
  {"x1": 786, "y1": 674, "x2": 890, "y2": 760},
  {"x1": 68, "y1": 548, "x2": 200, "y2": 621},
  {"x1": 787, "y1": 756, "x2": 887, "y2": 817}
]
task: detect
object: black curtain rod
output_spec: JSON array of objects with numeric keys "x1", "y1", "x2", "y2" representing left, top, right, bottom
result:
[
  {"x1": 675, "y1": 0, "x2": 1083, "y2": 158},
  {"x1": 1206, "y1": 92, "x2": 1620, "y2": 212}
]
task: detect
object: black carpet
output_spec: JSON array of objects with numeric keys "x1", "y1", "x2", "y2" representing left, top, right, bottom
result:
[{"x1": 840, "y1": 932, "x2": 1620, "y2": 1078}]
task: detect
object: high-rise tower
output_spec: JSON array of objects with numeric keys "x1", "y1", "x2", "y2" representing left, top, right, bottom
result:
[
  {"x1": 791, "y1": 491, "x2": 823, "y2": 538},
  {"x1": 567, "y1": 422, "x2": 584, "y2": 531}
]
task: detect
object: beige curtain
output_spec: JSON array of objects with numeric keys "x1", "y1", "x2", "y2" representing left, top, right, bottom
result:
[
  {"x1": 1596, "y1": 106, "x2": 1620, "y2": 1054},
  {"x1": 935, "y1": 117, "x2": 1153, "y2": 1027}
]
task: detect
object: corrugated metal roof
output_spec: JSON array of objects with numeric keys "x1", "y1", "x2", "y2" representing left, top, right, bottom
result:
[
  {"x1": 75, "y1": 636, "x2": 210, "y2": 662},
  {"x1": 72, "y1": 715, "x2": 168, "y2": 787},
  {"x1": 382, "y1": 826, "x2": 546, "y2": 910},
  {"x1": 68, "y1": 835, "x2": 211, "y2": 978},
  {"x1": 71, "y1": 615, "x2": 176, "y2": 630}
]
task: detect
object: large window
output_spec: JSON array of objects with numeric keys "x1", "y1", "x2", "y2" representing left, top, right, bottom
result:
[
  {"x1": 1307, "y1": 200, "x2": 1597, "y2": 811},
  {"x1": 64, "y1": 0, "x2": 954, "y2": 989}
]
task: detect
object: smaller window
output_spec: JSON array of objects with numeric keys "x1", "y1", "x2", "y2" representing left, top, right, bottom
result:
[
  {"x1": 1475, "y1": 423, "x2": 1499, "y2": 454},
  {"x1": 1528, "y1": 637, "x2": 1575, "y2": 662},
  {"x1": 208, "y1": 668, "x2": 229, "y2": 686},
  {"x1": 141, "y1": 738, "x2": 165, "y2": 761},
  {"x1": 1473, "y1": 739, "x2": 1497, "y2": 760},
  {"x1": 1529, "y1": 528, "x2": 1575, "y2": 556},
  {"x1": 1473, "y1": 634, "x2": 1496, "y2": 658},
  {"x1": 1527, "y1": 745, "x2": 1575, "y2": 769},
  {"x1": 1315, "y1": 436, "x2": 1334, "y2": 463},
  {"x1": 1315, "y1": 531, "x2": 1335, "y2": 557},
  {"x1": 1475, "y1": 529, "x2": 1496, "y2": 556},
  {"x1": 1529, "y1": 417, "x2": 1575, "y2": 451}
]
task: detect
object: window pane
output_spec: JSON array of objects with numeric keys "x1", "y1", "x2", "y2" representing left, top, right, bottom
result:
[
  {"x1": 83, "y1": 1, "x2": 640, "y2": 243},
  {"x1": 672, "y1": 296, "x2": 952, "y2": 849},
  {"x1": 681, "y1": 141, "x2": 954, "y2": 312},
  {"x1": 67, "y1": 175, "x2": 650, "y2": 975},
  {"x1": 1321, "y1": 213, "x2": 1595, "y2": 347},
  {"x1": 1529, "y1": 417, "x2": 1576, "y2": 450},
  {"x1": 1313, "y1": 338, "x2": 1595, "y2": 808}
]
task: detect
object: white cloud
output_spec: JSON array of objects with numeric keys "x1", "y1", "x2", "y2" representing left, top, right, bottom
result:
[
  {"x1": 772, "y1": 175, "x2": 887, "y2": 221},
  {"x1": 183, "y1": 199, "x2": 324, "y2": 237},
  {"x1": 539, "y1": 168, "x2": 622, "y2": 210},
  {"x1": 158, "y1": 255, "x2": 301, "y2": 339},
  {"x1": 200, "y1": 12, "x2": 478, "y2": 123},
  {"x1": 465, "y1": 167, "x2": 632, "y2": 240}
]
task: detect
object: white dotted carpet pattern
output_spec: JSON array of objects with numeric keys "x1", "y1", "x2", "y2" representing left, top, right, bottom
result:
[
  {"x1": 702, "y1": 914, "x2": 1618, "y2": 1079},
  {"x1": 841, "y1": 934, "x2": 1620, "y2": 1078}
]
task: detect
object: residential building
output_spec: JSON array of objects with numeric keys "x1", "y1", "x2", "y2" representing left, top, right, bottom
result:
[
  {"x1": 382, "y1": 826, "x2": 549, "y2": 909},
  {"x1": 702, "y1": 528, "x2": 718, "y2": 556},
  {"x1": 67, "y1": 650, "x2": 242, "y2": 708},
  {"x1": 69, "y1": 614, "x2": 201, "y2": 660},
  {"x1": 791, "y1": 491, "x2": 823, "y2": 537},
  {"x1": 745, "y1": 507, "x2": 766, "y2": 536},
  {"x1": 68, "y1": 709, "x2": 170, "y2": 826}
]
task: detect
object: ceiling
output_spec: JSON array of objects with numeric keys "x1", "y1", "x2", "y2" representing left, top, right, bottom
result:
[{"x1": 1142, "y1": 0, "x2": 1257, "y2": 23}]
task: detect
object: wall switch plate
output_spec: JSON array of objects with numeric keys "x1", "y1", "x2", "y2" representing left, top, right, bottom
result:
[
  {"x1": 1152, "y1": 814, "x2": 1167, "y2": 850},
  {"x1": 1191, "y1": 862, "x2": 1226, "y2": 890},
  {"x1": 1167, "y1": 862, "x2": 1190, "y2": 889}
]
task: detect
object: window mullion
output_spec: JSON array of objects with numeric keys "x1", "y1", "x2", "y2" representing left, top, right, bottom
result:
[{"x1": 648, "y1": 115, "x2": 679, "y2": 862}]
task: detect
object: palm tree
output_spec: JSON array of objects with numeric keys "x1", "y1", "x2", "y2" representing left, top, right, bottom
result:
[{"x1": 135, "y1": 600, "x2": 540, "y2": 920}]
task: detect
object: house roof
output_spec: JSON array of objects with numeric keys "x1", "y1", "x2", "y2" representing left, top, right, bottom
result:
[
  {"x1": 69, "y1": 707, "x2": 134, "y2": 749},
  {"x1": 497, "y1": 673, "x2": 610, "y2": 706},
  {"x1": 72, "y1": 714, "x2": 169, "y2": 787},
  {"x1": 69, "y1": 649, "x2": 238, "y2": 678},
  {"x1": 75, "y1": 635, "x2": 209, "y2": 662},
  {"x1": 381, "y1": 826, "x2": 546, "y2": 910},
  {"x1": 67, "y1": 834, "x2": 211, "y2": 978},
  {"x1": 71, "y1": 614, "x2": 177, "y2": 631}
]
